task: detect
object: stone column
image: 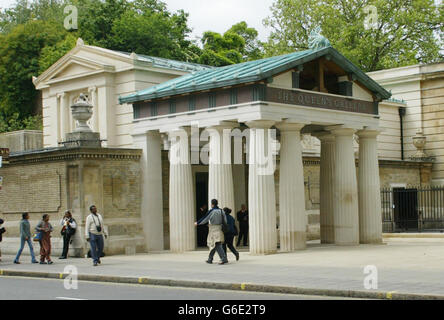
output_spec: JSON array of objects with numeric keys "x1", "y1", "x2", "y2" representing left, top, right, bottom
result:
[
  {"x1": 330, "y1": 127, "x2": 359, "y2": 245},
  {"x1": 207, "y1": 122, "x2": 236, "y2": 212},
  {"x1": 168, "y1": 128, "x2": 195, "y2": 252},
  {"x1": 97, "y1": 83, "x2": 114, "y2": 147},
  {"x1": 277, "y1": 122, "x2": 307, "y2": 251},
  {"x1": 58, "y1": 92, "x2": 68, "y2": 142},
  {"x1": 88, "y1": 86, "x2": 98, "y2": 132},
  {"x1": 246, "y1": 120, "x2": 277, "y2": 254},
  {"x1": 133, "y1": 131, "x2": 164, "y2": 251},
  {"x1": 357, "y1": 129, "x2": 383, "y2": 244},
  {"x1": 314, "y1": 132, "x2": 336, "y2": 244}
]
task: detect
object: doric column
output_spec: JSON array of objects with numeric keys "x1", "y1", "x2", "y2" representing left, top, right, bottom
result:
[
  {"x1": 168, "y1": 128, "x2": 195, "y2": 252},
  {"x1": 133, "y1": 130, "x2": 164, "y2": 251},
  {"x1": 276, "y1": 122, "x2": 307, "y2": 251},
  {"x1": 246, "y1": 120, "x2": 277, "y2": 255},
  {"x1": 314, "y1": 132, "x2": 336, "y2": 244},
  {"x1": 88, "y1": 86, "x2": 98, "y2": 132},
  {"x1": 330, "y1": 127, "x2": 359, "y2": 245},
  {"x1": 357, "y1": 129, "x2": 383, "y2": 244},
  {"x1": 207, "y1": 122, "x2": 236, "y2": 213}
]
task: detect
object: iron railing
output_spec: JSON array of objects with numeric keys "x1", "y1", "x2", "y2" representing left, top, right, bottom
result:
[{"x1": 381, "y1": 186, "x2": 444, "y2": 232}]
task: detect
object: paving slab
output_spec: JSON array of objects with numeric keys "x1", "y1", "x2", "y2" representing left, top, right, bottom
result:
[{"x1": 1, "y1": 239, "x2": 444, "y2": 299}]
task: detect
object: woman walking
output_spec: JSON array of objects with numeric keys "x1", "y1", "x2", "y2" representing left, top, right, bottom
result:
[{"x1": 35, "y1": 214, "x2": 53, "y2": 264}]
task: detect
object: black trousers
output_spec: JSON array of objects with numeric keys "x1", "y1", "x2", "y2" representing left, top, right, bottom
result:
[
  {"x1": 223, "y1": 234, "x2": 239, "y2": 258},
  {"x1": 237, "y1": 225, "x2": 248, "y2": 246},
  {"x1": 208, "y1": 242, "x2": 227, "y2": 263},
  {"x1": 61, "y1": 233, "x2": 72, "y2": 258}
]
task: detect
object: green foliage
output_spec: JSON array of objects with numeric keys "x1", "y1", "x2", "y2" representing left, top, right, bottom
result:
[
  {"x1": 264, "y1": 0, "x2": 444, "y2": 72},
  {"x1": 198, "y1": 22, "x2": 263, "y2": 66},
  {"x1": 0, "y1": 113, "x2": 43, "y2": 133},
  {"x1": 39, "y1": 32, "x2": 77, "y2": 73},
  {"x1": 0, "y1": 20, "x2": 67, "y2": 120}
]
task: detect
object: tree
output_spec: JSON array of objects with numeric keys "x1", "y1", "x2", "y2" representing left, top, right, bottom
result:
[
  {"x1": 264, "y1": 0, "x2": 444, "y2": 72},
  {"x1": 198, "y1": 22, "x2": 263, "y2": 67},
  {"x1": 228, "y1": 21, "x2": 264, "y2": 61},
  {"x1": 0, "y1": 20, "x2": 66, "y2": 122}
]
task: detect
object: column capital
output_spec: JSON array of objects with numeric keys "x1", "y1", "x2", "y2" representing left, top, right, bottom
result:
[
  {"x1": 275, "y1": 121, "x2": 308, "y2": 132},
  {"x1": 356, "y1": 129, "x2": 380, "y2": 138},
  {"x1": 327, "y1": 126, "x2": 356, "y2": 136},
  {"x1": 206, "y1": 121, "x2": 238, "y2": 131},
  {"x1": 312, "y1": 131, "x2": 335, "y2": 142},
  {"x1": 57, "y1": 92, "x2": 67, "y2": 99},
  {"x1": 246, "y1": 120, "x2": 275, "y2": 129}
]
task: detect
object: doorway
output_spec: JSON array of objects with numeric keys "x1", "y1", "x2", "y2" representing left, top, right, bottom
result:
[
  {"x1": 195, "y1": 172, "x2": 209, "y2": 247},
  {"x1": 393, "y1": 188, "x2": 419, "y2": 231}
]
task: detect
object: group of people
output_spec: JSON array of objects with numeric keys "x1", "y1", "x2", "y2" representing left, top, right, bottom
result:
[
  {"x1": 0, "y1": 205, "x2": 107, "y2": 267},
  {"x1": 195, "y1": 200, "x2": 249, "y2": 265},
  {"x1": 0, "y1": 201, "x2": 248, "y2": 266}
]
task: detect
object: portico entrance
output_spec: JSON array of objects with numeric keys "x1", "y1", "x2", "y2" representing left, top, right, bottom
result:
[{"x1": 123, "y1": 35, "x2": 392, "y2": 254}]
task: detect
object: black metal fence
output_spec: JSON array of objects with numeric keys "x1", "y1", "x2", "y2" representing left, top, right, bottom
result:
[{"x1": 381, "y1": 186, "x2": 444, "y2": 232}]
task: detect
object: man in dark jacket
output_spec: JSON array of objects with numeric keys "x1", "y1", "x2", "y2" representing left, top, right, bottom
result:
[
  {"x1": 222, "y1": 208, "x2": 239, "y2": 261},
  {"x1": 195, "y1": 199, "x2": 228, "y2": 265},
  {"x1": 236, "y1": 204, "x2": 249, "y2": 247}
]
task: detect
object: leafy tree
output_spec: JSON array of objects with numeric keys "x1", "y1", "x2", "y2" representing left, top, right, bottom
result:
[
  {"x1": 228, "y1": 21, "x2": 264, "y2": 61},
  {"x1": 0, "y1": 20, "x2": 66, "y2": 122},
  {"x1": 0, "y1": 0, "x2": 65, "y2": 33},
  {"x1": 264, "y1": 0, "x2": 444, "y2": 72},
  {"x1": 198, "y1": 22, "x2": 263, "y2": 66}
]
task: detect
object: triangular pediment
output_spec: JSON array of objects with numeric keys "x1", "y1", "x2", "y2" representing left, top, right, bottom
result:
[
  {"x1": 50, "y1": 59, "x2": 101, "y2": 80},
  {"x1": 34, "y1": 45, "x2": 120, "y2": 89}
]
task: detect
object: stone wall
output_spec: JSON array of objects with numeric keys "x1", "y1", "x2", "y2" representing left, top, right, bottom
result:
[
  {"x1": 0, "y1": 147, "x2": 143, "y2": 257},
  {"x1": 0, "y1": 130, "x2": 43, "y2": 152}
]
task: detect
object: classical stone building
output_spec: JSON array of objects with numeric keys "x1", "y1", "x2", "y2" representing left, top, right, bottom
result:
[
  {"x1": 0, "y1": 37, "x2": 439, "y2": 256},
  {"x1": 33, "y1": 38, "x2": 210, "y2": 149},
  {"x1": 120, "y1": 36, "x2": 404, "y2": 254},
  {"x1": 368, "y1": 63, "x2": 444, "y2": 184}
]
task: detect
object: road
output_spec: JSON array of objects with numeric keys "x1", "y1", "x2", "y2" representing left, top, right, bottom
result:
[{"x1": 0, "y1": 276, "x2": 356, "y2": 300}]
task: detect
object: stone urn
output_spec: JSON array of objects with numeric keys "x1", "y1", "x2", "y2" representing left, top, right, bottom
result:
[
  {"x1": 71, "y1": 93, "x2": 93, "y2": 133},
  {"x1": 412, "y1": 130, "x2": 427, "y2": 158}
]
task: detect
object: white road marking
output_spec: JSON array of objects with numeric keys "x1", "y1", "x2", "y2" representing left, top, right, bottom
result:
[{"x1": 56, "y1": 297, "x2": 87, "y2": 300}]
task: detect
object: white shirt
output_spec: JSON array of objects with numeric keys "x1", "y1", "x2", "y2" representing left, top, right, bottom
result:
[
  {"x1": 59, "y1": 218, "x2": 77, "y2": 229},
  {"x1": 85, "y1": 213, "x2": 107, "y2": 237}
]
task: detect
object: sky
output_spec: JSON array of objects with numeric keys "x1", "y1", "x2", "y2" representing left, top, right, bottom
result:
[{"x1": 0, "y1": 0, "x2": 275, "y2": 41}]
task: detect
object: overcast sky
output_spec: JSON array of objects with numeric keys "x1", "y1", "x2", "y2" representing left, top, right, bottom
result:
[{"x1": 0, "y1": 0, "x2": 275, "y2": 41}]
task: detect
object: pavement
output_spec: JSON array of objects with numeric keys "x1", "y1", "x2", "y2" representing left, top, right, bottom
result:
[{"x1": 1, "y1": 238, "x2": 444, "y2": 300}]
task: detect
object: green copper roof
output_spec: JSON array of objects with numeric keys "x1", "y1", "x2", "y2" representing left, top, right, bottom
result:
[
  {"x1": 117, "y1": 51, "x2": 212, "y2": 72},
  {"x1": 119, "y1": 46, "x2": 391, "y2": 104}
]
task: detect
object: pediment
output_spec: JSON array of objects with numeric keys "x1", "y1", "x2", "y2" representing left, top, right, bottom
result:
[
  {"x1": 34, "y1": 48, "x2": 116, "y2": 89},
  {"x1": 50, "y1": 60, "x2": 100, "y2": 80}
]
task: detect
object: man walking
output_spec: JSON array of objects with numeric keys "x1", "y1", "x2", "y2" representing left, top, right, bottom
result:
[
  {"x1": 236, "y1": 204, "x2": 249, "y2": 247},
  {"x1": 222, "y1": 208, "x2": 239, "y2": 261},
  {"x1": 85, "y1": 205, "x2": 107, "y2": 266},
  {"x1": 14, "y1": 212, "x2": 38, "y2": 264},
  {"x1": 195, "y1": 199, "x2": 228, "y2": 265}
]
